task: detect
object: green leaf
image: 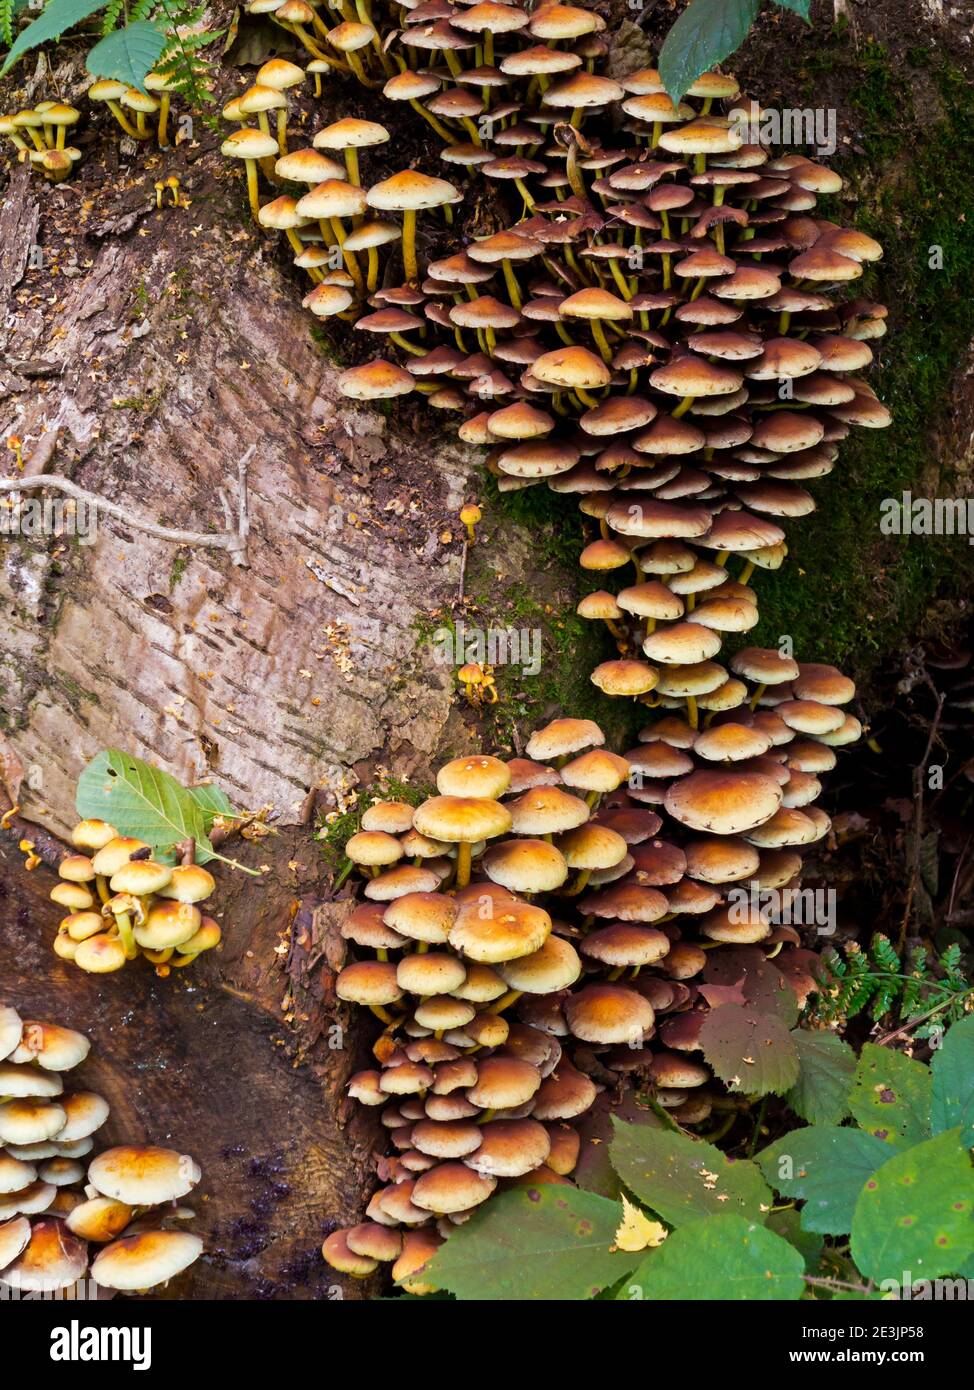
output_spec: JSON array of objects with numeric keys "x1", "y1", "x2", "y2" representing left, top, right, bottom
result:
[
  {"x1": 658, "y1": 0, "x2": 760, "y2": 103},
  {"x1": 187, "y1": 782, "x2": 237, "y2": 828},
  {"x1": 1, "y1": 0, "x2": 110, "y2": 76},
  {"x1": 697, "y1": 1002, "x2": 800, "y2": 1096},
  {"x1": 420, "y1": 1187, "x2": 640, "y2": 1300},
  {"x1": 76, "y1": 749, "x2": 214, "y2": 862},
  {"x1": 85, "y1": 20, "x2": 166, "y2": 91},
  {"x1": 851, "y1": 1129, "x2": 974, "y2": 1284},
  {"x1": 787, "y1": 1029, "x2": 856, "y2": 1125},
  {"x1": 930, "y1": 1014, "x2": 974, "y2": 1141},
  {"x1": 610, "y1": 1117, "x2": 772, "y2": 1227},
  {"x1": 767, "y1": 1207, "x2": 824, "y2": 1271},
  {"x1": 848, "y1": 1044, "x2": 932, "y2": 1149},
  {"x1": 619, "y1": 1214, "x2": 804, "y2": 1301},
  {"x1": 701, "y1": 946, "x2": 799, "y2": 1025},
  {"x1": 757, "y1": 1126, "x2": 891, "y2": 1236},
  {"x1": 773, "y1": 0, "x2": 811, "y2": 17}
]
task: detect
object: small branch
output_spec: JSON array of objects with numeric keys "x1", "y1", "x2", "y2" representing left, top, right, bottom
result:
[
  {"x1": 803, "y1": 1274, "x2": 874, "y2": 1296},
  {"x1": 0, "y1": 445, "x2": 255, "y2": 567},
  {"x1": 874, "y1": 985, "x2": 974, "y2": 1047},
  {"x1": 457, "y1": 539, "x2": 469, "y2": 604}
]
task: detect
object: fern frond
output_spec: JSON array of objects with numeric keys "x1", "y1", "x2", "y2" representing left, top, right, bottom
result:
[{"x1": 0, "y1": 0, "x2": 15, "y2": 48}]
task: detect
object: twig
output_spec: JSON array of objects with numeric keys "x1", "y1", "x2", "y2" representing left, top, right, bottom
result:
[
  {"x1": 874, "y1": 985, "x2": 974, "y2": 1047},
  {"x1": 803, "y1": 1274, "x2": 874, "y2": 1296},
  {"x1": 0, "y1": 444, "x2": 255, "y2": 566}
]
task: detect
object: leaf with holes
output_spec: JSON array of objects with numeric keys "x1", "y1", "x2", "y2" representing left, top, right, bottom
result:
[
  {"x1": 930, "y1": 1014, "x2": 974, "y2": 1142},
  {"x1": 85, "y1": 20, "x2": 166, "y2": 91},
  {"x1": 619, "y1": 1213, "x2": 804, "y2": 1301},
  {"x1": 851, "y1": 1129, "x2": 974, "y2": 1283},
  {"x1": 659, "y1": 0, "x2": 761, "y2": 103},
  {"x1": 757, "y1": 1125, "x2": 890, "y2": 1236},
  {"x1": 77, "y1": 749, "x2": 213, "y2": 860},
  {"x1": 610, "y1": 1118, "x2": 772, "y2": 1227},
  {"x1": 1, "y1": 0, "x2": 110, "y2": 75},
  {"x1": 697, "y1": 1002, "x2": 800, "y2": 1096},
  {"x1": 787, "y1": 1029, "x2": 856, "y2": 1125},
  {"x1": 420, "y1": 1187, "x2": 640, "y2": 1300},
  {"x1": 848, "y1": 1044, "x2": 932, "y2": 1149}
]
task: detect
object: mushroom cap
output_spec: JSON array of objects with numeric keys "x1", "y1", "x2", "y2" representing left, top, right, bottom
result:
[
  {"x1": 413, "y1": 795, "x2": 512, "y2": 844},
  {"x1": 436, "y1": 754, "x2": 511, "y2": 799},
  {"x1": 506, "y1": 786, "x2": 590, "y2": 835},
  {"x1": 346, "y1": 1221, "x2": 402, "y2": 1262},
  {"x1": 410, "y1": 1119, "x2": 483, "y2": 1159},
  {"x1": 0, "y1": 1061, "x2": 63, "y2": 1099},
  {"x1": 532, "y1": 345, "x2": 612, "y2": 390},
  {"x1": 482, "y1": 839, "x2": 568, "y2": 894},
  {"x1": 580, "y1": 924, "x2": 670, "y2": 968},
  {"x1": 383, "y1": 892, "x2": 457, "y2": 945},
  {"x1": 525, "y1": 718, "x2": 604, "y2": 761},
  {"x1": 467, "y1": 1055, "x2": 541, "y2": 1109},
  {"x1": 497, "y1": 934, "x2": 581, "y2": 993},
  {"x1": 57, "y1": 1091, "x2": 110, "y2": 1143},
  {"x1": 336, "y1": 960, "x2": 403, "y2": 1007},
  {"x1": 0, "y1": 1153, "x2": 37, "y2": 1194},
  {"x1": 277, "y1": 147, "x2": 345, "y2": 181},
  {"x1": 88, "y1": 1145, "x2": 201, "y2": 1206},
  {"x1": 221, "y1": 127, "x2": 279, "y2": 160},
  {"x1": 397, "y1": 953, "x2": 467, "y2": 996},
  {"x1": 665, "y1": 769, "x2": 783, "y2": 834},
  {"x1": 0, "y1": 1098, "x2": 67, "y2": 1146},
  {"x1": 92, "y1": 1229, "x2": 203, "y2": 1290},
  {"x1": 322, "y1": 1227, "x2": 378, "y2": 1275},
  {"x1": 339, "y1": 359, "x2": 415, "y2": 399},
  {"x1": 74, "y1": 934, "x2": 127, "y2": 974},
  {"x1": 0, "y1": 1218, "x2": 87, "y2": 1291},
  {"x1": 411, "y1": 1162, "x2": 496, "y2": 1214},
  {"x1": 11, "y1": 1021, "x2": 89, "y2": 1071},
  {"x1": 0, "y1": 1215, "x2": 30, "y2": 1268},
  {"x1": 591, "y1": 658, "x2": 660, "y2": 697},
  {"x1": 557, "y1": 823, "x2": 628, "y2": 871},
  {"x1": 449, "y1": 896, "x2": 552, "y2": 965},
  {"x1": 392, "y1": 1228, "x2": 443, "y2": 1293},
  {"x1": 366, "y1": 170, "x2": 459, "y2": 211},
  {"x1": 346, "y1": 830, "x2": 404, "y2": 868},
  {"x1": 465, "y1": 1118, "x2": 550, "y2": 1177},
  {"x1": 565, "y1": 983, "x2": 654, "y2": 1044},
  {"x1": 66, "y1": 1196, "x2": 133, "y2": 1243},
  {"x1": 296, "y1": 177, "x2": 367, "y2": 219},
  {"x1": 135, "y1": 901, "x2": 201, "y2": 950},
  {"x1": 315, "y1": 117, "x2": 389, "y2": 149},
  {"x1": 90, "y1": 837, "x2": 150, "y2": 876},
  {"x1": 57, "y1": 854, "x2": 96, "y2": 883},
  {"x1": 531, "y1": 1062, "x2": 598, "y2": 1120},
  {"x1": 109, "y1": 859, "x2": 173, "y2": 895}
]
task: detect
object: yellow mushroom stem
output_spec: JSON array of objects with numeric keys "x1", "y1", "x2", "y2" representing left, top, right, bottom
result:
[
  {"x1": 454, "y1": 840, "x2": 472, "y2": 889},
  {"x1": 344, "y1": 146, "x2": 360, "y2": 186},
  {"x1": 23, "y1": 126, "x2": 46, "y2": 152},
  {"x1": 739, "y1": 559, "x2": 756, "y2": 586},
  {"x1": 112, "y1": 907, "x2": 138, "y2": 961},
  {"x1": 134, "y1": 111, "x2": 150, "y2": 141},
  {"x1": 243, "y1": 158, "x2": 262, "y2": 220},
  {"x1": 686, "y1": 694, "x2": 699, "y2": 729},
  {"x1": 401, "y1": 206, "x2": 421, "y2": 283},
  {"x1": 750, "y1": 681, "x2": 766, "y2": 711},
  {"x1": 284, "y1": 227, "x2": 305, "y2": 256},
  {"x1": 323, "y1": 216, "x2": 365, "y2": 294},
  {"x1": 370, "y1": 1004, "x2": 395, "y2": 1024},
  {"x1": 408, "y1": 98, "x2": 453, "y2": 142},
  {"x1": 671, "y1": 394, "x2": 695, "y2": 418},
  {"x1": 157, "y1": 93, "x2": 171, "y2": 148},
  {"x1": 276, "y1": 107, "x2": 289, "y2": 154},
  {"x1": 95, "y1": 874, "x2": 111, "y2": 905},
  {"x1": 589, "y1": 317, "x2": 613, "y2": 364},
  {"x1": 561, "y1": 868, "x2": 591, "y2": 897},
  {"x1": 488, "y1": 989, "x2": 522, "y2": 1014}
]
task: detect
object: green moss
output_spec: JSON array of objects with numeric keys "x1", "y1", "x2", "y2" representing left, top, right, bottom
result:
[
  {"x1": 747, "y1": 55, "x2": 974, "y2": 683},
  {"x1": 169, "y1": 549, "x2": 188, "y2": 592},
  {"x1": 317, "y1": 775, "x2": 433, "y2": 871}
]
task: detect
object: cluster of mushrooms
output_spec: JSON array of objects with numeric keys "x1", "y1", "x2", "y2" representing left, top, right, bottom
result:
[
  {"x1": 224, "y1": 11, "x2": 890, "y2": 719},
  {"x1": 48, "y1": 819, "x2": 221, "y2": 977},
  {"x1": 0, "y1": 1006, "x2": 203, "y2": 1295},
  {"x1": 322, "y1": 695, "x2": 857, "y2": 1290},
  {"x1": 0, "y1": 102, "x2": 82, "y2": 182},
  {"x1": 0, "y1": 71, "x2": 185, "y2": 183}
]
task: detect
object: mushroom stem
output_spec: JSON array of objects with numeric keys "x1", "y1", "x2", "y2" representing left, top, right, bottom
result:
[
  {"x1": 95, "y1": 874, "x2": 111, "y2": 906},
  {"x1": 454, "y1": 840, "x2": 472, "y2": 889},
  {"x1": 590, "y1": 317, "x2": 613, "y2": 364},
  {"x1": 344, "y1": 147, "x2": 361, "y2": 186},
  {"x1": 285, "y1": 227, "x2": 305, "y2": 257},
  {"x1": 369, "y1": 1004, "x2": 395, "y2": 1024},
  {"x1": 157, "y1": 93, "x2": 171, "y2": 148},
  {"x1": 244, "y1": 159, "x2": 262, "y2": 220},
  {"x1": 401, "y1": 207, "x2": 419, "y2": 283},
  {"x1": 562, "y1": 868, "x2": 591, "y2": 897},
  {"x1": 366, "y1": 246, "x2": 379, "y2": 291},
  {"x1": 276, "y1": 107, "x2": 289, "y2": 155},
  {"x1": 671, "y1": 394, "x2": 695, "y2": 418},
  {"x1": 326, "y1": 216, "x2": 365, "y2": 294},
  {"x1": 739, "y1": 559, "x2": 755, "y2": 586},
  {"x1": 346, "y1": 51, "x2": 376, "y2": 87},
  {"x1": 686, "y1": 694, "x2": 699, "y2": 730},
  {"x1": 408, "y1": 99, "x2": 453, "y2": 142},
  {"x1": 135, "y1": 111, "x2": 150, "y2": 141},
  {"x1": 489, "y1": 990, "x2": 522, "y2": 1014},
  {"x1": 112, "y1": 908, "x2": 139, "y2": 961},
  {"x1": 750, "y1": 682, "x2": 766, "y2": 711}
]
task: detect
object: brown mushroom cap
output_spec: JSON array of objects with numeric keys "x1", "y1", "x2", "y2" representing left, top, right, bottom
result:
[
  {"x1": 336, "y1": 960, "x2": 404, "y2": 1007},
  {"x1": 498, "y1": 934, "x2": 582, "y2": 994},
  {"x1": 665, "y1": 768, "x2": 783, "y2": 834},
  {"x1": 412, "y1": 1162, "x2": 497, "y2": 1214},
  {"x1": 565, "y1": 984, "x2": 654, "y2": 1044},
  {"x1": 92, "y1": 1229, "x2": 203, "y2": 1290},
  {"x1": 413, "y1": 795, "x2": 512, "y2": 844},
  {"x1": 465, "y1": 1118, "x2": 551, "y2": 1178},
  {"x1": 467, "y1": 1055, "x2": 541, "y2": 1110},
  {"x1": 0, "y1": 1217, "x2": 87, "y2": 1291},
  {"x1": 88, "y1": 1145, "x2": 200, "y2": 1205}
]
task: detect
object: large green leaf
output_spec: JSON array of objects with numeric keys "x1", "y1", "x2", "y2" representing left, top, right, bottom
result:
[
  {"x1": 698, "y1": 1002, "x2": 800, "y2": 1096},
  {"x1": 848, "y1": 1044, "x2": 932, "y2": 1149},
  {"x1": 1, "y1": 0, "x2": 110, "y2": 76},
  {"x1": 787, "y1": 1029, "x2": 856, "y2": 1125},
  {"x1": 85, "y1": 20, "x2": 166, "y2": 91},
  {"x1": 619, "y1": 1213, "x2": 804, "y2": 1301},
  {"x1": 930, "y1": 1014, "x2": 974, "y2": 1140},
  {"x1": 757, "y1": 1126, "x2": 890, "y2": 1236},
  {"x1": 187, "y1": 782, "x2": 237, "y2": 828},
  {"x1": 851, "y1": 1129, "x2": 974, "y2": 1284},
  {"x1": 610, "y1": 1117, "x2": 772, "y2": 1227},
  {"x1": 76, "y1": 749, "x2": 215, "y2": 863},
  {"x1": 774, "y1": 0, "x2": 811, "y2": 15},
  {"x1": 420, "y1": 1187, "x2": 640, "y2": 1300},
  {"x1": 658, "y1": 0, "x2": 761, "y2": 103}
]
